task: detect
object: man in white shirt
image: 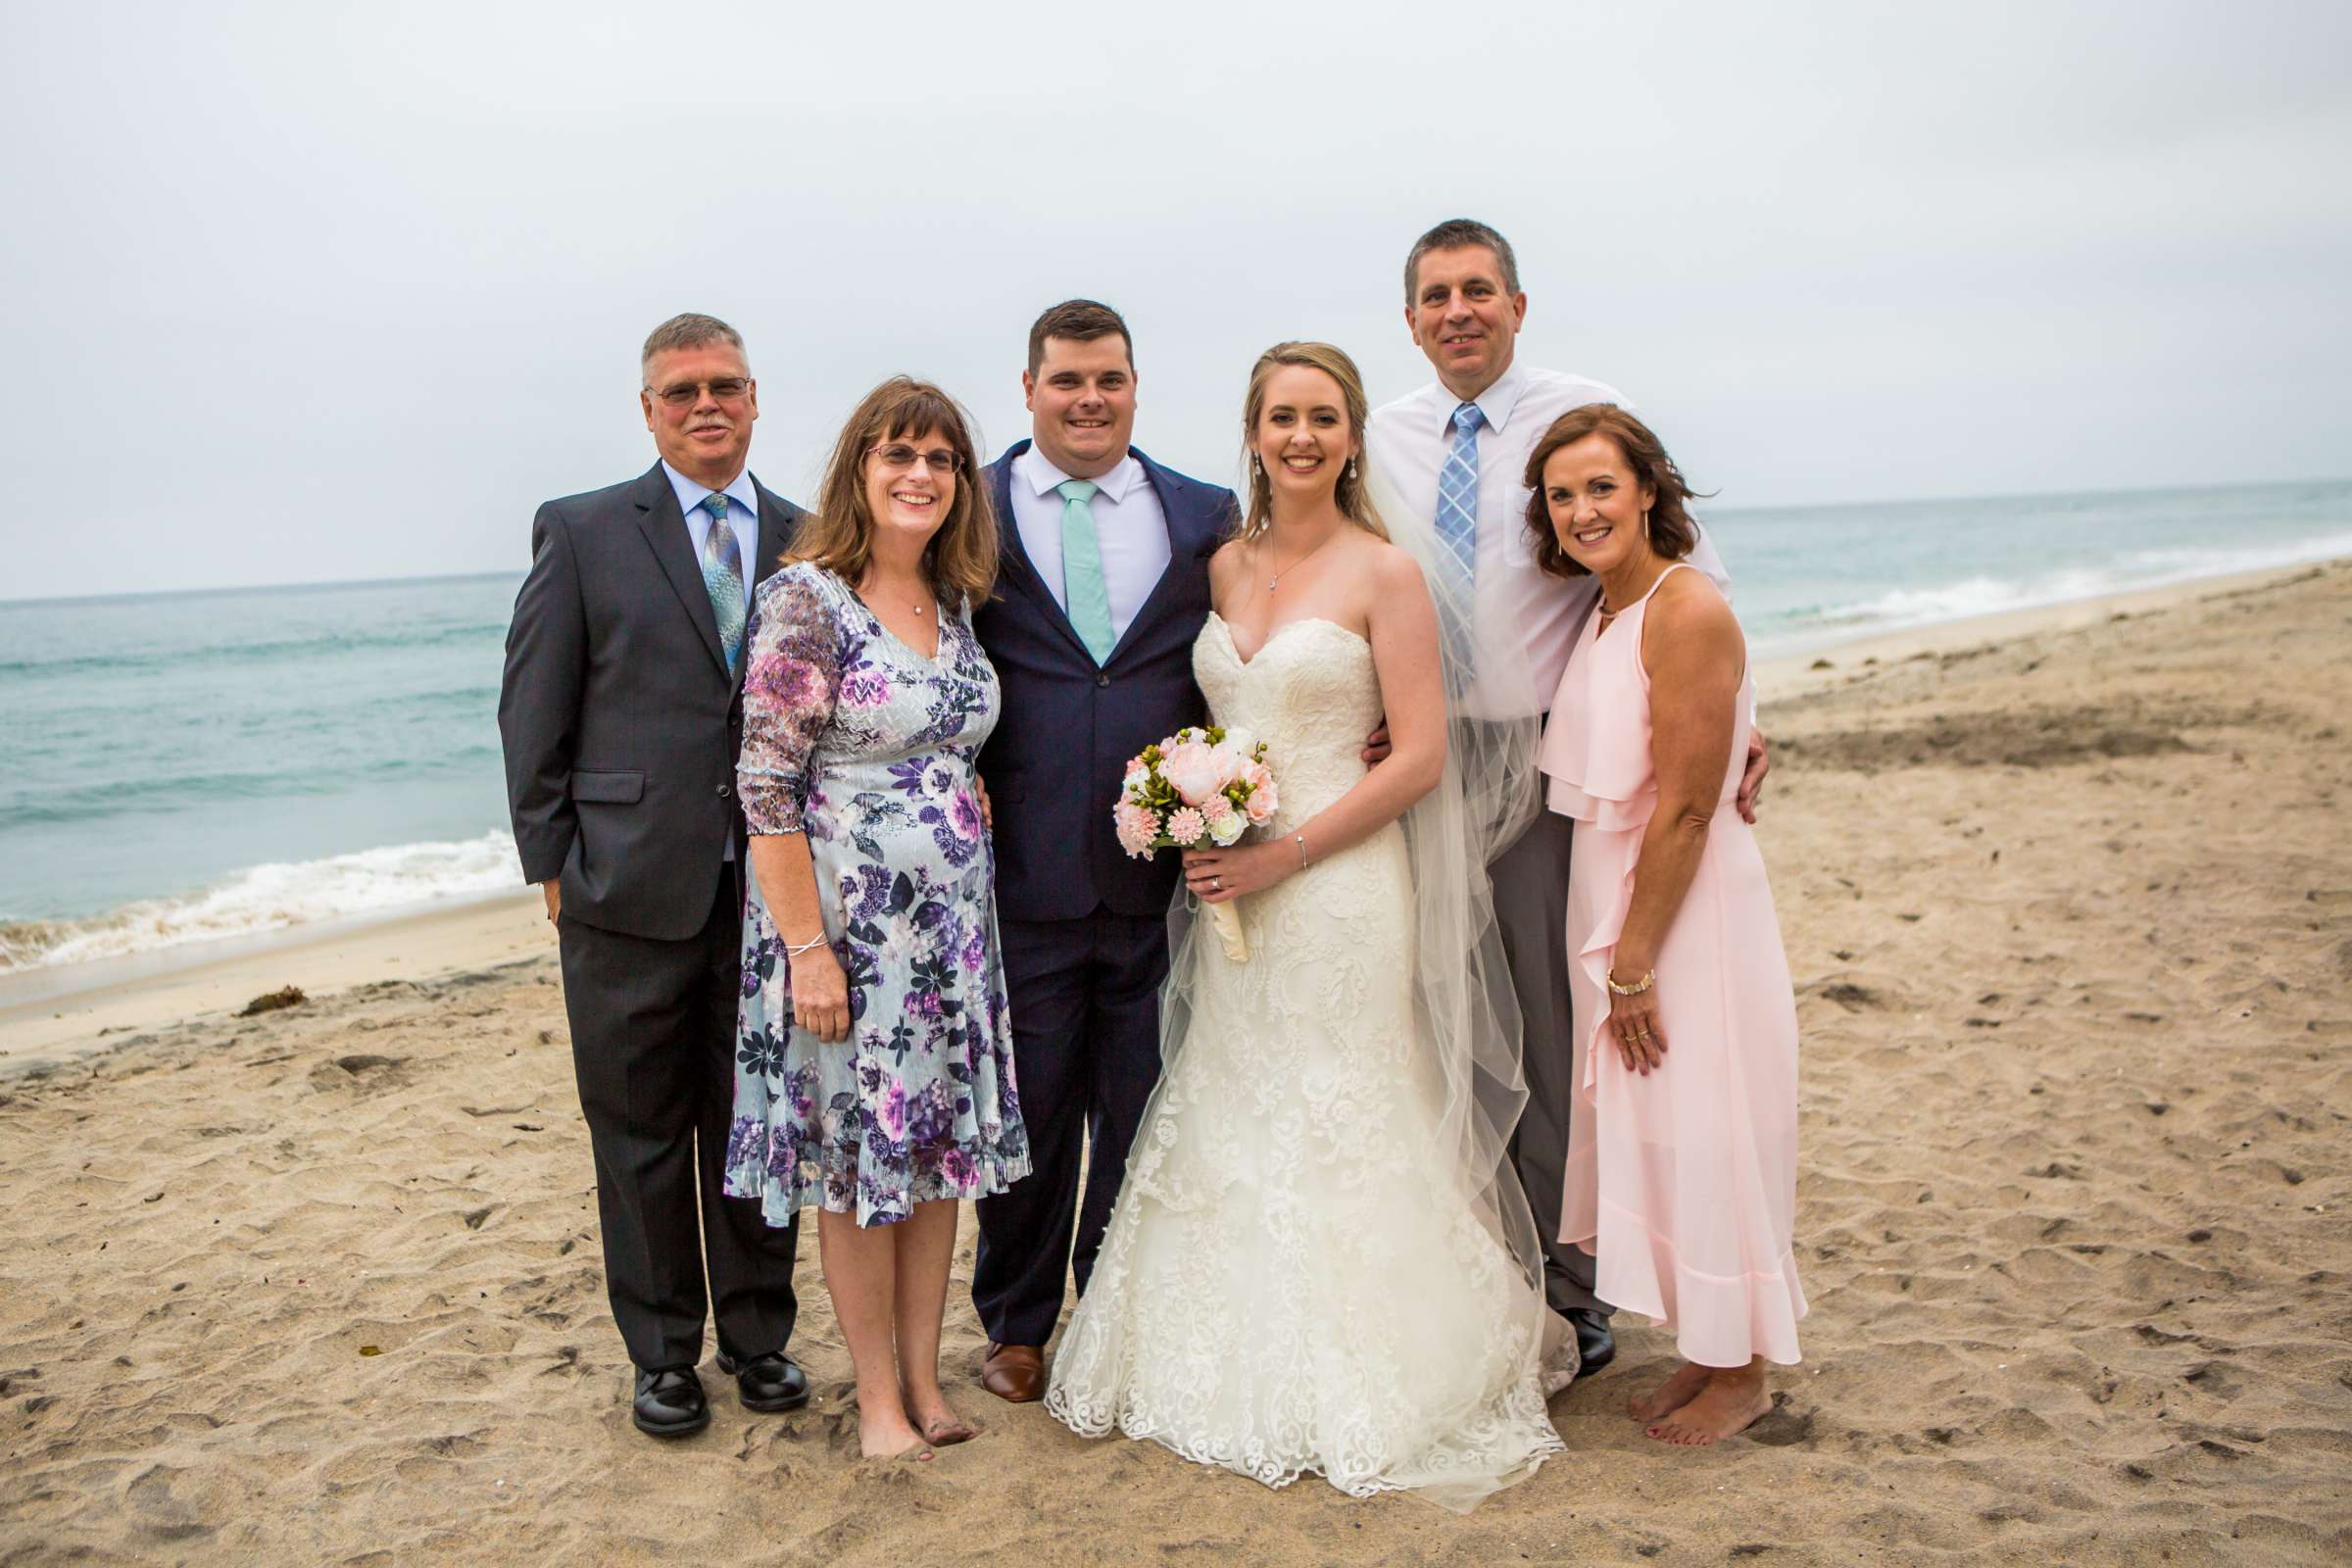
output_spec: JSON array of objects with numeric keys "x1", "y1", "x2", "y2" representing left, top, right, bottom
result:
[{"x1": 1367, "y1": 220, "x2": 1768, "y2": 1379}]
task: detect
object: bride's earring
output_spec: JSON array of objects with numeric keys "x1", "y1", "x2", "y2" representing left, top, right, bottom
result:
[{"x1": 1348, "y1": 457, "x2": 1358, "y2": 479}]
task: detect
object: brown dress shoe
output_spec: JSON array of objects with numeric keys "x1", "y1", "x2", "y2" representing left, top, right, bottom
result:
[{"x1": 981, "y1": 1343, "x2": 1046, "y2": 1403}]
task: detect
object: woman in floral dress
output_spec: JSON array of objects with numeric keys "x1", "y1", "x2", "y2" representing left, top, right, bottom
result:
[{"x1": 724, "y1": 377, "x2": 1028, "y2": 1459}]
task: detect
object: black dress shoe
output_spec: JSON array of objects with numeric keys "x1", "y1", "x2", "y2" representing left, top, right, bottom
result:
[
  {"x1": 633, "y1": 1367, "x2": 710, "y2": 1438},
  {"x1": 717, "y1": 1349, "x2": 810, "y2": 1413},
  {"x1": 1565, "y1": 1307, "x2": 1617, "y2": 1378}
]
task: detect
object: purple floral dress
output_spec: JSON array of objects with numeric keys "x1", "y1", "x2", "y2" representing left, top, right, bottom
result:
[{"x1": 722, "y1": 562, "x2": 1028, "y2": 1228}]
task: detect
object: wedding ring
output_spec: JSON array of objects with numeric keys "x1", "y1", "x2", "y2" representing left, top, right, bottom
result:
[{"x1": 1212, "y1": 875, "x2": 1223, "y2": 892}]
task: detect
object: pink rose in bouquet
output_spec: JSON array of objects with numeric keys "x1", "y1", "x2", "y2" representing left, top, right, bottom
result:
[
  {"x1": 1241, "y1": 760, "x2": 1279, "y2": 824},
  {"x1": 1157, "y1": 741, "x2": 1224, "y2": 808}
]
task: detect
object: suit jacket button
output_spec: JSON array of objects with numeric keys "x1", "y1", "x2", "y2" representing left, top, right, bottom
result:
[
  {"x1": 1096, "y1": 672, "x2": 1110, "y2": 688},
  {"x1": 716, "y1": 783, "x2": 733, "y2": 799}
]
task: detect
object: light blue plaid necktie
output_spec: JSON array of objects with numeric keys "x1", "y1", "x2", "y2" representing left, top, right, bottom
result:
[
  {"x1": 1436, "y1": 402, "x2": 1484, "y2": 583},
  {"x1": 699, "y1": 493, "x2": 747, "y2": 672}
]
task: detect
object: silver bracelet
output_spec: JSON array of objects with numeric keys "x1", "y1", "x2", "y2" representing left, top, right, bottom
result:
[
  {"x1": 1294, "y1": 833, "x2": 1309, "y2": 869},
  {"x1": 782, "y1": 935, "x2": 829, "y2": 956}
]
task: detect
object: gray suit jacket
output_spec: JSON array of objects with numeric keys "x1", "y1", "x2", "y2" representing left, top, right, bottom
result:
[{"x1": 499, "y1": 462, "x2": 806, "y2": 941}]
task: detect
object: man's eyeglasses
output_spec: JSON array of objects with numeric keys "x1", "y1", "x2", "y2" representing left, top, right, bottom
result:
[
  {"x1": 648, "y1": 377, "x2": 753, "y2": 409},
  {"x1": 867, "y1": 442, "x2": 962, "y2": 473}
]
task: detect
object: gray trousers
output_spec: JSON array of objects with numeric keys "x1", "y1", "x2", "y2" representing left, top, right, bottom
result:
[{"x1": 1490, "y1": 805, "x2": 1608, "y2": 1317}]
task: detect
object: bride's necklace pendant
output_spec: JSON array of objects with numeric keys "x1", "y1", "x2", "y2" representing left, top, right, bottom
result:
[{"x1": 1264, "y1": 530, "x2": 1335, "y2": 595}]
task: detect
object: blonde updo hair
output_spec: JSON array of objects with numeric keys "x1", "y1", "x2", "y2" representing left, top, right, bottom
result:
[{"x1": 1237, "y1": 341, "x2": 1389, "y2": 542}]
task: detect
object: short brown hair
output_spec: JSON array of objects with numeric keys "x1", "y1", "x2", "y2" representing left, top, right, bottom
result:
[
  {"x1": 1403, "y1": 219, "x2": 1521, "y2": 303},
  {"x1": 640, "y1": 313, "x2": 744, "y2": 378},
  {"x1": 1521, "y1": 405, "x2": 1701, "y2": 578},
  {"x1": 788, "y1": 377, "x2": 1000, "y2": 609},
  {"x1": 1026, "y1": 299, "x2": 1134, "y2": 376}
]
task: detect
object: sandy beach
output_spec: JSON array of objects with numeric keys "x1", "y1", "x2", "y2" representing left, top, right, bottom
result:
[{"x1": 3, "y1": 563, "x2": 2348, "y2": 1566}]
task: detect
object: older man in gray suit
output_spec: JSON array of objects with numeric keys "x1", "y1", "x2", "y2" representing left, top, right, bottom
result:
[{"x1": 500, "y1": 313, "x2": 808, "y2": 1439}]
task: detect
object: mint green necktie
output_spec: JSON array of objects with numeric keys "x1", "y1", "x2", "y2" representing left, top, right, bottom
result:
[{"x1": 1056, "y1": 478, "x2": 1117, "y2": 663}]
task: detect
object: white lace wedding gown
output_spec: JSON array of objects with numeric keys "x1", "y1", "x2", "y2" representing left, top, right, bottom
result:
[{"x1": 1044, "y1": 613, "x2": 1568, "y2": 1506}]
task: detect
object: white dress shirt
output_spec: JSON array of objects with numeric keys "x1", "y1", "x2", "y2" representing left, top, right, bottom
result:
[
  {"x1": 1009, "y1": 445, "x2": 1173, "y2": 645},
  {"x1": 1367, "y1": 362, "x2": 1732, "y2": 718},
  {"x1": 662, "y1": 460, "x2": 761, "y2": 612}
]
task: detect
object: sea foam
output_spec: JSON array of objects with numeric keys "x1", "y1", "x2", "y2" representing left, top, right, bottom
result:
[
  {"x1": 1750, "y1": 525, "x2": 2352, "y2": 654},
  {"x1": 0, "y1": 831, "x2": 524, "y2": 973}
]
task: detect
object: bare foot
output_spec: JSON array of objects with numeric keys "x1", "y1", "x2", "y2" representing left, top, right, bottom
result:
[
  {"x1": 1646, "y1": 1367, "x2": 1772, "y2": 1446},
  {"x1": 919, "y1": 1414, "x2": 977, "y2": 1446},
  {"x1": 858, "y1": 1409, "x2": 932, "y2": 1460},
  {"x1": 1627, "y1": 1360, "x2": 1711, "y2": 1423},
  {"x1": 904, "y1": 1387, "x2": 979, "y2": 1447}
]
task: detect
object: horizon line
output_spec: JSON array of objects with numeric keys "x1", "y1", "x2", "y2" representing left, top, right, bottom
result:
[{"x1": 3, "y1": 472, "x2": 2346, "y2": 609}]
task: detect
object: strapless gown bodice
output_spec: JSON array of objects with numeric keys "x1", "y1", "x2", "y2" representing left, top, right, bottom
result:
[{"x1": 1196, "y1": 614, "x2": 1382, "y2": 831}]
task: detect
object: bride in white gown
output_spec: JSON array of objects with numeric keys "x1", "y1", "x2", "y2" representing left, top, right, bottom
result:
[{"x1": 1044, "y1": 342, "x2": 1572, "y2": 1508}]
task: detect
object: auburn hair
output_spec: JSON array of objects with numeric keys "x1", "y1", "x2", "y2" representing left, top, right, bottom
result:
[
  {"x1": 787, "y1": 377, "x2": 999, "y2": 608},
  {"x1": 1521, "y1": 405, "x2": 1701, "y2": 578}
]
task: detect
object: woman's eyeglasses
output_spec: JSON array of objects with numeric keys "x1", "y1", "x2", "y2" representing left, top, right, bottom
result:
[{"x1": 866, "y1": 443, "x2": 962, "y2": 473}]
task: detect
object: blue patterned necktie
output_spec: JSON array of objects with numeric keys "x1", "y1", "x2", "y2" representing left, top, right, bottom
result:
[
  {"x1": 1436, "y1": 401, "x2": 1484, "y2": 584},
  {"x1": 1056, "y1": 478, "x2": 1118, "y2": 664},
  {"x1": 699, "y1": 493, "x2": 747, "y2": 672}
]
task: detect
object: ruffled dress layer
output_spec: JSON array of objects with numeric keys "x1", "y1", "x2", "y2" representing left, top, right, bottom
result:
[{"x1": 1541, "y1": 564, "x2": 1806, "y2": 1368}]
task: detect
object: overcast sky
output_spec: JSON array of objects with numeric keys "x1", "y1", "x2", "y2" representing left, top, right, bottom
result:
[{"x1": 3, "y1": 0, "x2": 2346, "y2": 601}]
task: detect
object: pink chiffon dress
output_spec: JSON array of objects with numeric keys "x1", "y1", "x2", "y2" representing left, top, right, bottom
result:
[{"x1": 1541, "y1": 563, "x2": 1806, "y2": 1368}]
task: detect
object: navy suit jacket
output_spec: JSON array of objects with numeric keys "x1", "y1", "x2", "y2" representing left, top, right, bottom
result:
[
  {"x1": 499, "y1": 463, "x2": 806, "y2": 941},
  {"x1": 975, "y1": 441, "x2": 1237, "y2": 922}
]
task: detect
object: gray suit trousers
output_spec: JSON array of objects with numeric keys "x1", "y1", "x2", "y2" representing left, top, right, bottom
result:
[{"x1": 1490, "y1": 804, "x2": 1608, "y2": 1317}]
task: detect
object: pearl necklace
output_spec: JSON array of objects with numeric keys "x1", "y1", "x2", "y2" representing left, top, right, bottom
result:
[{"x1": 858, "y1": 574, "x2": 929, "y2": 617}]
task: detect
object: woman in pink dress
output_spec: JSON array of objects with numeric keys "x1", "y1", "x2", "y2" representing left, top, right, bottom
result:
[{"x1": 1529, "y1": 404, "x2": 1804, "y2": 1446}]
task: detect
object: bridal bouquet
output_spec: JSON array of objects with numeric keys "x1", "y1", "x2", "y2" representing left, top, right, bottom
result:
[{"x1": 1113, "y1": 725, "x2": 1279, "y2": 962}]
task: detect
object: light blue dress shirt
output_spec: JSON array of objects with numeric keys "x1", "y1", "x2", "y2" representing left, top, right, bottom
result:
[
  {"x1": 662, "y1": 461, "x2": 760, "y2": 859},
  {"x1": 1008, "y1": 446, "x2": 1171, "y2": 644},
  {"x1": 661, "y1": 460, "x2": 761, "y2": 612}
]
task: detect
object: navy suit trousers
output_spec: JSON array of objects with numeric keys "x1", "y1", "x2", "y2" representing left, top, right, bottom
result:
[{"x1": 972, "y1": 907, "x2": 1170, "y2": 1348}]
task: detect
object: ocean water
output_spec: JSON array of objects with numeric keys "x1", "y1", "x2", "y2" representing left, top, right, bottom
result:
[
  {"x1": 0, "y1": 575, "x2": 521, "y2": 969},
  {"x1": 1725, "y1": 479, "x2": 2352, "y2": 656},
  {"x1": 1, "y1": 478, "x2": 2345, "y2": 974}
]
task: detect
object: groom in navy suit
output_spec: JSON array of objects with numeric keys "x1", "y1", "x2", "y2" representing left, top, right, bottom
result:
[{"x1": 970, "y1": 300, "x2": 1236, "y2": 1401}]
